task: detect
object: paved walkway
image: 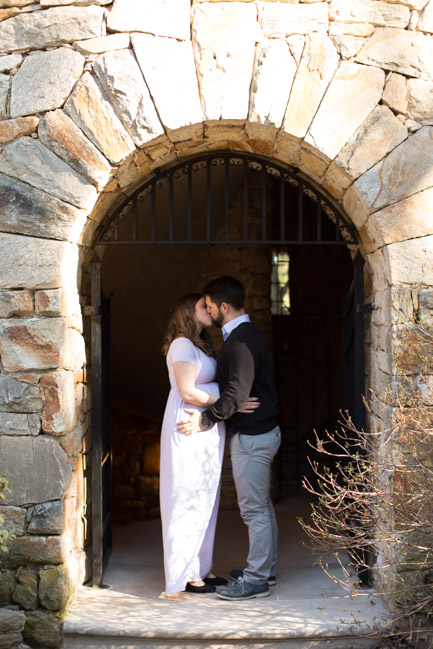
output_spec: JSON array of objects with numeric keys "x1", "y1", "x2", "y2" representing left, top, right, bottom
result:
[{"x1": 64, "y1": 496, "x2": 388, "y2": 648}]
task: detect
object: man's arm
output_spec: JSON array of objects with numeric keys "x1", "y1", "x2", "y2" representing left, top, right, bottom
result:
[
  {"x1": 177, "y1": 395, "x2": 259, "y2": 435},
  {"x1": 176, "y1": 338, "x2": 257, "y2": 436},
  {"x1": 201, "y1": 339, "x2": 255, "y2": 426}
]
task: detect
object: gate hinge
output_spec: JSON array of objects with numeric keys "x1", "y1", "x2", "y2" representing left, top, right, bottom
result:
[
  {"x1": 356, "y1": 303, "x2": 373, "y2": 314},
  {"x1": 83, "y1": 305, "x2": 100, "y2": 316}
]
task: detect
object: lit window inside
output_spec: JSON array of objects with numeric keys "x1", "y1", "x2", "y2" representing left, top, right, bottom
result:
[{"x1": 271, "y1": 250, "x2": 290, "y2": 315}]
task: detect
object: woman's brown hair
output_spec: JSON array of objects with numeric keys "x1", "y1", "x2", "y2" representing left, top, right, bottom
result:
[{"x1": 162, "y1": 293, "x2": 215, "y2": 357}]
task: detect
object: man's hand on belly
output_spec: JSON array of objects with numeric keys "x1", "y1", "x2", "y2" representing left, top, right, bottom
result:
[{"x1": 177, "y1": 408, "x2": 205, "y2": 435}]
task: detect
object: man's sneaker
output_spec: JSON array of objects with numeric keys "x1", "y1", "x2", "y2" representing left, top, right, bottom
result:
[
  {"x1": 229, "y1": 569, "x2": 277, "y2": 586},
  {"x1": 217, "y1": 578, "x2": 270, "y2": 601}
]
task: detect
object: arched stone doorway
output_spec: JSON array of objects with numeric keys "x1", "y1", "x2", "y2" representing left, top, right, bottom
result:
[
  {"x1": 84, "y1": 151, "x2": 367, "y2": 586},
  {"x1": 2, "y1": 3, "x2": 433, "y2": 643}
]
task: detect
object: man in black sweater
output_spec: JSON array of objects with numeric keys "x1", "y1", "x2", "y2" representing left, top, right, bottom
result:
[{"x1": 177, "y1": 276, "x2": 281, "y2": 600}]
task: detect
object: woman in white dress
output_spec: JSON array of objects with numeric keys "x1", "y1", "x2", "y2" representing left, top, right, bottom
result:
[
  {"x1": 159, "y1": 294, "x2": 256, "y2": 598},
  {"x1": 159, "y1": 294, "x2": 225, "y2": 597}
]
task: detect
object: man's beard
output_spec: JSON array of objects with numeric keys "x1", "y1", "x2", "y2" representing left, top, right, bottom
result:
[{"x1": 210, "y1": 309, "x2": 224, "y2": 328}]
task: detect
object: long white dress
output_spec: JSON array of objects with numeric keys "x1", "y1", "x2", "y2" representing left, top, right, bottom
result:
[{"x1": 159, "y1": 337, "x2": 226, "y2": 593}]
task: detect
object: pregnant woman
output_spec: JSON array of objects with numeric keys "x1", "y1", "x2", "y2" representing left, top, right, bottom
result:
[{"x1": 159, "y1": 293, "x2": 226, "y2": 598}]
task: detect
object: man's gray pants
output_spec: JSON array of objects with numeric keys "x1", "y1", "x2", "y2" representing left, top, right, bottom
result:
[{"x1": 229, "y1": 426, "x2": 281, "y2": 586}]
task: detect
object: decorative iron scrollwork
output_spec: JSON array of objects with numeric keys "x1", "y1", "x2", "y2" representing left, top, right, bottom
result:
[
  {"x1": 95, "y1": 152, "x2": 358, "y2": 246},
  {"x1": 192, "y1": 160, "x2": 208, "y2": 173},
  {"x1": 303, "y1": 186, "x2": 318, "y2": 203}
]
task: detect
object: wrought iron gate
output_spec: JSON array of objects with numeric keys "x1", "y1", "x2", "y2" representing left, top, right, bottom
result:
[
  {"x1": 342, "y1": 250, "x2": 371, "y2": 433},
  {"x1": 95, "y1": 153, "x2": 357, "y2": 246},
  {"x1": 90, "y1": 152, "x2": 366, "y2": 585},
  {"x1": 90, "y1": 254, "x2": 112, "y2": 586}
]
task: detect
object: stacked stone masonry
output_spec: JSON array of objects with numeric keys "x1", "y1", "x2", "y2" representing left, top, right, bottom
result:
[{"x1": 0, "y1": 0, "x2": 432, "y2": 646}]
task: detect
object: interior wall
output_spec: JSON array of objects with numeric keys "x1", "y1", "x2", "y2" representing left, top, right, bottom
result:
[{"x1": 101, "y1": 244, "x2": 211, "y2": 419}]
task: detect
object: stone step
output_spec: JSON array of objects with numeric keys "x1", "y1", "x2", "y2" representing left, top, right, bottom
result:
[
  {"x1": 63, "y1": 501, "x2": 388, "y2": 649},
  {"x1": 63, "y1": 587, "x2": 386, "y2": 649},
  {"x1": 64, "y1": 637, "x2": 377, "y2": 649}
]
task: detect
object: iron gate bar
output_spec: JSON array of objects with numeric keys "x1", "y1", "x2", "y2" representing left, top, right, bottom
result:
[
  {"x1": 95, "y1": 153, "x2": 358, "y2": 246},
  {"x1": 225, "y1": 158, "x2": 229, "y2": 241},
  {"x1": 132, "y1": 196, "x2": 137, "y2": 242},
  {"x1": 113, "y1": 212, "x2": 118, "y2": 242},
  {"x1": 206, "y1": 161, "x2": 211, "y2": 241},
  {"x1": 280, "y1": 174, "x2": 285, "y2": 242},
  {"x1": 243, "y1": 159, "x2": 248, "y2": 241},
  {"x1": 187, "y1": 164, "x2": 192, "y2": 241},
  {"x1": 298, "y1": 183, "x2": 303, "y2": 242},
  {"x1": 338, "y1": 212, "x2": 346, "y2": 241},
  {"x1": 262, "y1": 164, "x2": 267, "y2": 241},
  {"x1": 151, "y1": 183, "x2": 156, "y2": 242},
  {"x1": 169, "y1": 170, "x2": 174, "y2": 242}
]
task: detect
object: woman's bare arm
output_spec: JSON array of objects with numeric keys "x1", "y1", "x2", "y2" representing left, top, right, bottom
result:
[
  {"x1": 173, "y1": 362, "x2": 218, "y2": 407},
  {"x1": 174, "y1": 361, "x2": 260, "y2": 430}
]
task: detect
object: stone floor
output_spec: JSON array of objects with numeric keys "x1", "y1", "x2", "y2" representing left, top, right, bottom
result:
[{"x1": 63, "y1": 496, "x2": 388, "y2": 649}]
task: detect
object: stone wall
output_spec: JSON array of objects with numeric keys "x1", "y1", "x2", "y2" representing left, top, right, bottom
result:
[
  {"x1": 111, "y1": 409, "x2": 161, "y2": 526},
  {"x1": 0, "y1": 0, "x2": 432, "y2": 643},
  {"x1": 0, "y1": 609, "x2": 25, "y2": 649}
]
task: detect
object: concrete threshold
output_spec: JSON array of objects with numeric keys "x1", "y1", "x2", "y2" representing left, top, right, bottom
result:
[{"x1": 63, "y1": 497, "x2": 388, "y2": 649}]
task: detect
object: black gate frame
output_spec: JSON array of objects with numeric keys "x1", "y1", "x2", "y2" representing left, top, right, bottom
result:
[
  {"x1": 89, "y1": 152, "x2": 367, "y2": 586},
  {"x1": 90, "y1": 254, "x2": 112, "y2": 587}
]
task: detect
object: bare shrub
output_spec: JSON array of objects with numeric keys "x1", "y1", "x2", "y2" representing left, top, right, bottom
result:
[{"x1": 299, "y1": 327, "x2": 433, "y2": 644}]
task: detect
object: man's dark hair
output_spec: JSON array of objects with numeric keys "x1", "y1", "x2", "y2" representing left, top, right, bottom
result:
[{"x1": 203, "y1": 276, "x2": 245, "y2": 310}]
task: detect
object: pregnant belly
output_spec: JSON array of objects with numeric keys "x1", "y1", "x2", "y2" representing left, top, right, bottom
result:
[{"x1": 196, "y1": 380, "x2": 220, "y2": 397}]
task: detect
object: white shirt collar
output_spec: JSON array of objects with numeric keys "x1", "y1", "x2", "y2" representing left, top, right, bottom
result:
[{"x1": 222, "y1": 314, "x2": 251, "y2": 341}]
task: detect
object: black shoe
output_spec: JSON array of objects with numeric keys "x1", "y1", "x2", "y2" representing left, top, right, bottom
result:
[
  {"x1": 185, "y1": 582, "x2": 216, "y2": 593},
  {"x1": 217, "y1": 578, "x2": 270, "y2": 601},
  {"x1": 204, "y1": 576, "x2": 228, "y2": 586},
  {"x1": 230, "y1": 569, "x2": 276, "y2": 586}
]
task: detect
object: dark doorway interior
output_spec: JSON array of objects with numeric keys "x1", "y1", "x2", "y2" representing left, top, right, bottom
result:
[
  {"x1": 101, "y1": 244, "x2": 212, "y2": 525},
  {"x1": 273, "y1": 245, "x2": 353, "y2": 496},
  {"x1": 89, "y1": 154, "x2": 361, "y2": 584},
  {"x1": 100, "y1": 241, "x2": 353, "y2": 524}
]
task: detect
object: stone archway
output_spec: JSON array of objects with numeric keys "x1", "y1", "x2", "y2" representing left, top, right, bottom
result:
[{"x1": 1, "y1": 1, "x2": 433, "y2": 645}]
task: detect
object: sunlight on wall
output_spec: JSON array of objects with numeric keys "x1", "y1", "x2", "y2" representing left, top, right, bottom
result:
[
  {"x1": 61, "y1": 241, "x2": 84, "y2": 335},
  {"x1": 271, "y1": 249, "x2": 290, "y2": 315}
]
